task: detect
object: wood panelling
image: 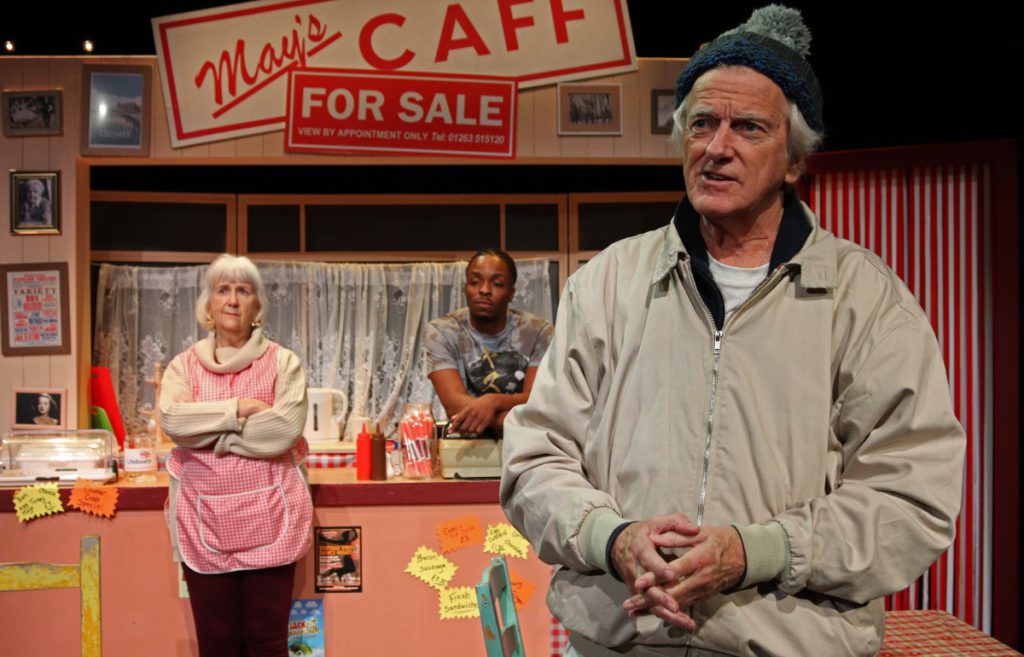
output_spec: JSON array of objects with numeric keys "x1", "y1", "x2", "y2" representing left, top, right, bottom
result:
[{"x1": 0, "y1": 55, "x2": 685, "y2": 432}]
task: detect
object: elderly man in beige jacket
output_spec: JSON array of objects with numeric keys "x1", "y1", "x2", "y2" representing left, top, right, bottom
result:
[{"x1": 500, "y1": 7, "x2": 964, "y2": 657}]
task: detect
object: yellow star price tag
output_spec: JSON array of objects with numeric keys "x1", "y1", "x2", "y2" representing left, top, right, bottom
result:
[
  {"x1": 13, "y1": 483, "x2": 64, "y2": 522},
  {"x1": 484, "y1": 523, "x2": 530, "y2": 559},
  {"x1": 439, "y1": 587, "x2": 480, "y2": 620},
  {"x1": 405, "y1": 546, "x2": 458, "y2": 591}
]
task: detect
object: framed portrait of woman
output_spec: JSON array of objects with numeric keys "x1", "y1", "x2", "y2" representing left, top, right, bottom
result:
[{"x1": 11, "y1": 387, "x2": 67, "y2": 429}]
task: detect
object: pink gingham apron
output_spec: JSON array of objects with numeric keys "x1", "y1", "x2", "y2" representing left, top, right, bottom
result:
[{"x1": 167, "y1": 342, "x2": 312, "y2": 574}]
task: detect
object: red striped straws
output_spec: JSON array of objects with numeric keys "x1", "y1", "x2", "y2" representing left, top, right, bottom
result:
[{"x1": 400, "y1": 415, "x2": 435, "y2": 479}]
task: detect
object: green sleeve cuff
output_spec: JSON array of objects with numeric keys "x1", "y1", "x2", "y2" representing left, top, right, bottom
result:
[
  {"x1": 734, "y1": 520, "x2": 790, "y2": 588},
  {"x1": 579, "y1": 507, "x2": 627, "y2": 572}
]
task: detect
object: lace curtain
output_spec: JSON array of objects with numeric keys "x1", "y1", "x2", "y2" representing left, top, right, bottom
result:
[{"x1": 93, "y1": 259, "x2": 554, "y2": 436}]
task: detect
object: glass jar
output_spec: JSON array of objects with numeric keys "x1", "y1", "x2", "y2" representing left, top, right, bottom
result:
[{"x1": 399, "y1": 403, "x2": 436, "y2": 479}]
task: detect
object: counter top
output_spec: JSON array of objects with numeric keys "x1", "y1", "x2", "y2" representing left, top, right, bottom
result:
[{"x1": 0, "y1": 469, "x2": 501, "y2": 512}]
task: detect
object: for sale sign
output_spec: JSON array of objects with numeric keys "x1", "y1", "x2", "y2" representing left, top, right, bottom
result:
[
  {"x1": 153, "y1": 0, "x2": 635, "y2": 147},
  {"x1": 286, "y1": 69, "x2": 516, "y2": 158}
]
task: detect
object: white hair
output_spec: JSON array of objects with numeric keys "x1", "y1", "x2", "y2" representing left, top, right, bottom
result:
[
  {"x1": 195, "y1": 254, "x2": 268, "y2": 330},
  {"x1": 670, "y1": 92, "x2": 823, "y2": 166}
]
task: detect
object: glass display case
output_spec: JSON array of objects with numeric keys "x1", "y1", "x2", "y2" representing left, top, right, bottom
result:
[{"x1": 0, "y1": 430, "x2": 116, "y2": 484}]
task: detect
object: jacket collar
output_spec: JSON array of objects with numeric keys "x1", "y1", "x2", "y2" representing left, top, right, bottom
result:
[{"x1": 655, "y1": 186, "x2": 838, "y2": 292}]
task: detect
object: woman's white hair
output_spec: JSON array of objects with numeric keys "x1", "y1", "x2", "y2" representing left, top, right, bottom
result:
[
  {"x1": 195, "y1": 254, "x2": 268, "y2": 331},
  {"x1": 670, "y1": 92, "x2": 823, "y2": 166}
]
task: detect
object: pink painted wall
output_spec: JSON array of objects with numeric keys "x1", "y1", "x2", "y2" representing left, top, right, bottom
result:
[{"x1": 0, "y1": 502, "x2": 554, "y2": 656}]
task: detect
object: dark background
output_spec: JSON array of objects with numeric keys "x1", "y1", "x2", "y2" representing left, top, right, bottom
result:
[{"x1": 3, "y1": 2, "x2": 1020, "y2": 151}]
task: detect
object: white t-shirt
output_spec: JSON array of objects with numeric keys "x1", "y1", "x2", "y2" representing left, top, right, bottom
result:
[{"x1": 708, "y1": 254, "x2": 769, "y2": 322}]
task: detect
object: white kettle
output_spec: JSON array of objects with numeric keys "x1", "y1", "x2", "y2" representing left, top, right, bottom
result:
[{"x1": 304, "y1": 388, "x2": 349, "y2": 442}]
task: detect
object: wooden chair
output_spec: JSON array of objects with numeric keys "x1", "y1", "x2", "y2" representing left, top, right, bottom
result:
[
  {"x1": 476, "y1": 555, "x2": 525, "y2": 657},
  {"x1": 0, "y1": 535, "x2": 101, "y2": 657}
]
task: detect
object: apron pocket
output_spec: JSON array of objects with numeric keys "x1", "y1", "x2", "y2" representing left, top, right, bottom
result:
[{"x1": 197, "y1": 484, "x2": 287, "y2": 553}]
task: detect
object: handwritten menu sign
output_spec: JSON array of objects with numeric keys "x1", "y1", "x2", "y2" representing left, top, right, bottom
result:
[
  {"x1": 1, "y1": 263, "x2": 70, "y2": 356},
  {"x1": 436, "y1": 514, "x2": 484, "y2": 554},
  {"x1": 405, "y1": 546, "x2": 458, "y2": 591},
  {"x1": 68, "y1": 480, "x2": 119, "y2": 518},
  {"x1": 484, "y1": 523, "x2": 531, "y2": 559},
  {"x1": 13, "y1": 483, "x2": 65, "y2": 522},
  {"x1": 439, "y1": 587, "x2": 480, "y2": 620},
  {"x1": 509, "y1": 569, "x2": 537, "y2": 610}
]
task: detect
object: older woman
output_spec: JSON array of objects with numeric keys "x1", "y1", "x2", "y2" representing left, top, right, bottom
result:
[{"x1": 160, "y1": 254, "x2": 310, "y2": 657}]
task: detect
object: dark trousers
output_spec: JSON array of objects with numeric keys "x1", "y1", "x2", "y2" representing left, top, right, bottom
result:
[{"x1": 182, "y1": 562, "x2": 297, "y2": 657}]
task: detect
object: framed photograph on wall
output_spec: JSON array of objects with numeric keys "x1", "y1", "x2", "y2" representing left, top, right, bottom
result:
[
  {"x1": 314, "y1": 526, "x2": 362, "y2": 592},
  {"x1": 0, "y1": 261, "x2": 71, "y2": 357},
  {"x1": 2, "y1": 90, "x2": 62, "y2": 137},
  {"x1": 558, "y1": 84, "x2": 622, "y2": 135},
  {"x1": 80, "y1": 64, "x2": 151, "y2": 156},
  {"x1": 651, "y1": 89, "x2": 676, "y2": 134},
  {"x1": 11, "y1": 387, "x2": 67, "y2": 429},
  {"x1": 10, "y1": 171, "x2": 60, "y2": 235}
]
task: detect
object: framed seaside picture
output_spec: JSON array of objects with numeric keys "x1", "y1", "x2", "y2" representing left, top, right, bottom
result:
[
  {"x1": 3, "y1": 90, "x2": 62, "y2": 137},
  {"x1": 80, "y1": 64, "x2": 151, "y2": 156},
  {"x1": 0, "y1": 261, "x2": 71, "y2": 357},
  {"x1": 558, "y1": 83, "x2": 622, "y2": 135},
  {"x1": 11, "y1": 387, "x2": 67, "y2": 430},
  {"x1": 10, "y1": 171, "x2": 60, "y2": 235}
]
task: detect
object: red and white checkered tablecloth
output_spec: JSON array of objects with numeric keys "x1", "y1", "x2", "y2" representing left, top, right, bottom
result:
[
  {"x1": 550, "y1": 613, "x2": 570, "y2": 657},
  {"x1": 306, "y1": 453, "x2": 356, "y2": 469},
  {"x1": 547, "y1": 610, "x2": 1020, "y2": 657},
  {"x1": 880, "y1": 610, "x2": 1021, "y2": 657}
]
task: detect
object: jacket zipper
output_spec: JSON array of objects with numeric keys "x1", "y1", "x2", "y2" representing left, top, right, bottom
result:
[
  {"x1": 679, "y1": 261, "x2": 791, "y2": 640},
  {"x1": 697, "y1": 328, "x2": 722, "y2": 527},
  {"x1": 678, "y1": 261, "x2": 722, "y2": 643},
  {"x1": 695, "y1": 267, "x2": 790, "y2": 523}
]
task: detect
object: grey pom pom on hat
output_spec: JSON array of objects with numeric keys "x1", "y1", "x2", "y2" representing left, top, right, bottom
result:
[{"x1": 674, "y1": 5, "x2": 824, "y2": 133}]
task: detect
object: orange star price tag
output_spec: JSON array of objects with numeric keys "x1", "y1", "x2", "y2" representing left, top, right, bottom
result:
[
  {"x1": 68, "y1": 479, "x2": 119, "y2": 518},
  {"x1": 509, "y1": 570, "x2": 537, "y2": 610},
  {"x1": 436, "y1": 514, "x2": 484, "y2": 554}
]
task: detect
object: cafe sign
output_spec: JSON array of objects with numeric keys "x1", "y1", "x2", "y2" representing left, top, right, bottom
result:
[{"x1": 153, "y1": 0, "x2": 636, "y2": 147}]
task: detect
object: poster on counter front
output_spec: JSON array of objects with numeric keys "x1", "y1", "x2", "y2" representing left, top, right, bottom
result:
[
  {"x1": 286, "y1": 69, "x2": 516, "y2": 158},
  {"x1": 315, "y1": 526, "x2": 362, "y2": 592},
  {"x1": 289, "y1": 599, "x2": 325, "y2": 656}
]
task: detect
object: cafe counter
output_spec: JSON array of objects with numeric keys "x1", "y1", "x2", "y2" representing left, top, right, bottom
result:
[{"x1": 0, "y1": 472, "x2": 557, "y2": 657}]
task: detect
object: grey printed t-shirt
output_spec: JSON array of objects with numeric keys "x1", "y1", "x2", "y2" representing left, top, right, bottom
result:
[{"x1": 423, "y1": 308, "x2": 554, "y2": 397}]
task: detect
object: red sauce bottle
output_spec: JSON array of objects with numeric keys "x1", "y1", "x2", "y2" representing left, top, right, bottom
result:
[{"x1": 356, "y1": 423, "x2": 371, "y2": 481}]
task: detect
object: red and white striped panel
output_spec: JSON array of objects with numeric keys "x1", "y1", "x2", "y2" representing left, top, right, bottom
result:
[{"x1": 808, "y1": 166, "x2": 992, "y2": 632}]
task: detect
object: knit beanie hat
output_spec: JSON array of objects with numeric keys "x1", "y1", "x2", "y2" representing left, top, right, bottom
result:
[{"x1": 674, "y1": 5, "x2": 823, "y2": 133}]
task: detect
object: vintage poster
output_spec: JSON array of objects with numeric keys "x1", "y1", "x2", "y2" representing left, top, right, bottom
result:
[
  {"x1": 0, "y1": 262, "x2": 70, "y2": 357},
  {"x1": 315, "y1": 526, "x2": 362, "y2": 593},
  {"x1": 288, "y1": 599, "x2": 325, "y2": 656}
]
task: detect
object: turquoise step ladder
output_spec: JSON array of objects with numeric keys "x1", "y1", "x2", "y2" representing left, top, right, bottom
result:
[{"x1": 476, "y1": 556, "x2": 525, "y2": 657}]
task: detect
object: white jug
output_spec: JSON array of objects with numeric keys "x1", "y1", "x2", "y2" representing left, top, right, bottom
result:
[{"x1": 304, "y1": 388, "x2": 349, "y2": 442}]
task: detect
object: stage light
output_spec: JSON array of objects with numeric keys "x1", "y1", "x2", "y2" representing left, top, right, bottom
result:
[{"x1": 83, "y1": 40, "x2": 94, "y2": 53}]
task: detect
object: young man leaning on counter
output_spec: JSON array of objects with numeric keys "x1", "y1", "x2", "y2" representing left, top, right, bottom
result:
[{"x1": 424, "y1": 250, "x2": 554, "y2": 436}]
